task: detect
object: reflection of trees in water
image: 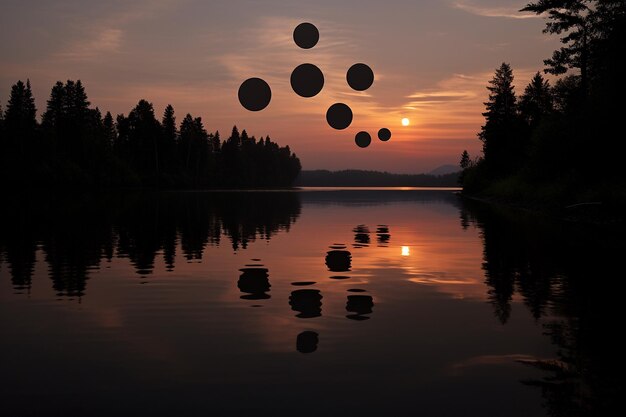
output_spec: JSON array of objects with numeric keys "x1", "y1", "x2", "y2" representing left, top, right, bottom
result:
[
  {"x1": 463, "y1": 200, "x2": 621, "y2": 417},
  {"x1": 0, "y1": 192, "x2": 300, "y2": 297}
]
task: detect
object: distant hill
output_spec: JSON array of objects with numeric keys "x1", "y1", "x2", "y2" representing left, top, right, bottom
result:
[
  {"x1": 429, "y1": 164, "x2": 460, "y2": 176},
  {"x1": 295, "y1": 170, "x2": 460, "y2": 187}
]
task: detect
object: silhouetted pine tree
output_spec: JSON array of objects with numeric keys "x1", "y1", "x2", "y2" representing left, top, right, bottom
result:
[
  {"x1": 161, "y1": 104, "x2": 178, "y2": 180},
  {"x1": 478, "y1": 63, "x2": 525, "y2": 175},
  {"x1": 519, "y1": 72, "x2": 553, "y2": 128},
  {"x1": 460, "y1": 150, "x2": 470, "y2": 169},
  {"x1": 126, "y1": 100, "x2": 162, "y2": 184},
  {"x1": 102, "y1": 112, "x2": 116, "y2": 147},
  {"x1": 1, "y1": 80, "x2": 38, "y2": 184}
]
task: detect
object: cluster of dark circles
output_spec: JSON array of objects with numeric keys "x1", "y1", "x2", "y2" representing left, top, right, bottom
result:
[{"x1": 238, "y1": 22, "x2": 392, "y2": 148}]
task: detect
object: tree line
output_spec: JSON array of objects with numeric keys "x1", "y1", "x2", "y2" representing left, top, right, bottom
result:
[
  {"x1": 460, "y1": 0, "x2": 625, "y2": 209},
  {"x1": 0, "y1": 80, "x2": 301, "y2": 188}
]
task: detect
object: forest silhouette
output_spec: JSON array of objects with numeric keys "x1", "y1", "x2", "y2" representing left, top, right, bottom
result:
[
  {"x1": 460, "y1": 0, "x2": 625, "y2": 212},
  {"x1": 0, "y1": 81, "x2": 301, "y2": 188}
]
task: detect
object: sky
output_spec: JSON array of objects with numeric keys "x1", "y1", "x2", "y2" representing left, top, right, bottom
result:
[{"x1": 0, "y1": 0, "x2": 559, "y2": 173}]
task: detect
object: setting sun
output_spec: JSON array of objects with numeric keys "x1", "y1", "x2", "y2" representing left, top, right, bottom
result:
[{"x1": 401, "y1": 118, "x2": 410, "y2": 126}]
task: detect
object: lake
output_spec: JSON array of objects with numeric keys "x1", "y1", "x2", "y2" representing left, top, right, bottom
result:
[{"x1": 0, "y1": 189, "x2": 619, "y2": 416}]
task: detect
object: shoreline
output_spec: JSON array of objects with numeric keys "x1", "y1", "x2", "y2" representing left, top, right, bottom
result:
[{"x1": 459, "y1": 191, "x2": 624, "y2": 227}]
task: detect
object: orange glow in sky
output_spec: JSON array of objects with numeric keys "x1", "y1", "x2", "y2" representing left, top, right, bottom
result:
[{"x1": 0, "y1": 1, "x2": 559, "y2": 173}]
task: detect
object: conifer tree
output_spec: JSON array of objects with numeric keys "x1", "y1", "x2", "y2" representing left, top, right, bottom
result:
[{"x1": 519, "y1": 72, "x2": 553, "y2": 127}]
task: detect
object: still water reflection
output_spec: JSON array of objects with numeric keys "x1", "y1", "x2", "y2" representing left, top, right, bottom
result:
[{"x1": 0, "y1": 189, "x2": 620, "y2": 416}]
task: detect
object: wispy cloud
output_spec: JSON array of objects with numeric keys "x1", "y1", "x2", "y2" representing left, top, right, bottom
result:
[
  {"x1": 217, "y1": 16, "x2": 361, "y2": 107},
  {"x1": 400, "y1": 68, "x2": 539, "y2": 142},
  {"x1": 452, "y1": 1, "x2": 539, "y2": 19},
  {"x1": 58, "y1": 28, "x2": 124, "y2": 61},
  {"x1": 53, "y1": 0, "x2": 184, "y2": 62},
  {"x1": 216, "y1": 16, "x2": 396, "y2": 132}
]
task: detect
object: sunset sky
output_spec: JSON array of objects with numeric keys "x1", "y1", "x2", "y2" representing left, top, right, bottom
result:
[{"x1": 0, "y1": 0, "x2": 559, "y2": 173}]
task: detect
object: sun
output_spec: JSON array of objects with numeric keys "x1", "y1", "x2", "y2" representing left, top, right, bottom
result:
[{"x1": 401, "y1": 118, "x2": 410, "y2": 126}]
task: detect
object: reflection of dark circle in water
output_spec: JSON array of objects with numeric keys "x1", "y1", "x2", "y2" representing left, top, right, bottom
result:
[
  {"x1": 237, "y1": 267, "x2": 271, "y2": 300},
  {"x1": 347, "y1": 288, "x2": 367, "y2": 292},
  {"x1": 346, "y1": 314, "x2": 370, "y2": 321},
  {"x1": 330, "y1": 276, "x2": 350, "y2": 280},
  {"x1": 329, "y1": 244, "x2": 347, "y2": 250},
  {"x1": 346, "y1": 295, "x2": 374, "y2": 320},
  {"x1": 353, "y1": 225, "x2": 370, "y2": 233},
  {"x1": 353, "y1": 225, "x2": 371, "y2": 246},
  {"x1": 376, "y1": 225, "x2": 390, "y2": 244},
  {"x1": 291, "y1": 281, "x2": 317, "y2": 286},
  {"x1": 296, "y1": 331, "x2": 319, "y2": 353},
  {"x1": 355, "y1": 236, "x2": 370, "y2": 244},
  {"x1": 289, "y1": 289, "x2": 323, "y2": 318},
  {"x1": 325, "y1": 249, "x2": 352, "y2": 272}
]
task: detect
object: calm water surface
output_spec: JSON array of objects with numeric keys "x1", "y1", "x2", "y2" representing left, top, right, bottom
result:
[{"x1": 0, "y1": 189, "x2": 619, "y2": 416}]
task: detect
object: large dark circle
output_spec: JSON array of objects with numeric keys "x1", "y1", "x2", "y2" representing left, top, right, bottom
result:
[
  {"x1": 290, "y1": 64, "x2": 324, "y2": 98},
  {"x1": 238, "y1": 78, "x2": 271, "y2": 111},
  {"x1": 355, "y1": 131, "x2": 372, "y2": 148},
  {"x1": 378, "y1": 128, "x2": 392, "y2": 141},
  {"x1": 326, "y1": 103, "x2": 353, "y2": 130},
  {"x1": 293, "y1": 23, "x2": 319, "y2": 49},
  {"x1": 347, "y1": 63, "x2": 374, "y2": 91}
]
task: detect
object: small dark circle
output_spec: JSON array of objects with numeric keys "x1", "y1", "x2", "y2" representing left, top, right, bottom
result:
[
  {"x1": 293, "y1": 22, "x2": 319, "y2": 49},
  {"x1": 290, "y1": 64, "x2": 324, "y2": 98},
  {"x1": 347, "y1": 63, "x2": 374, "y2": 91},
  {"x1": 355, "y1": 131, "x2": 372, "y2": 148},
  {"x1": 378, "y1": 128, "x2": 392, "y2": 141},
  {"x1": 326, "y1": 103, "x2": 353, "y2": 130},
  {"x1": 238, "y1": 78, "x2": 271, "y2": 111}
]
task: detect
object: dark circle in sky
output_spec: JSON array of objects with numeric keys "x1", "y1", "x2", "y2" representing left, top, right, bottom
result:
[
  {"x1": 347, "y1": 63, "x2": 374, "y2": 91},
  {"x1": 238, "y1": 77, "x2": 271, "y2": 111},
  {"x1": 378, "y1": 128, "x2": 392, "y2": 141},
  {"x1": 326, "y1": 103, "x2": 353, "y2": 130},
  {"x1": 293, "y1": 22, "x2": 319, "y2": 49},
  {"x1": 290, "y1": 64, "x2": 324, "y2": 98},
  {"x1": 355, "y1": 131, "x2": 372, "y2": 148}
]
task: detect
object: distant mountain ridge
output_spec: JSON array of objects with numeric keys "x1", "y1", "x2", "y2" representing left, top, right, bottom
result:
[
  {"x1": 295, "y1": 169, "x2": 460, "y2": 187},
  {"x1": 428, "y1": 164, "x2": 461, "y2": 176}
]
